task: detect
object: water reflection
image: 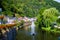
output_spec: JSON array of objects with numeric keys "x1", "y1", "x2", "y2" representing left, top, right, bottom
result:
[
  {"x1": 30, "y1": 19, "x2": 36, "y2": 40},
  {"x1": 32, "y1": 36, "x2": 35, "y2": 40},
  {"x1": 58, "y1": 37, "x2": 60, "y2": 40},
  {"x1": 30, "y1": 20, "x2": 36, "y2": 35},
  {"x1": 16, "y1": 18, "x2": 59, "y2": 40}
]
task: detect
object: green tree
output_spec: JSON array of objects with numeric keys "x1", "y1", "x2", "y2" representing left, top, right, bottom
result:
[
  {"x1": 1, "y1": 0, "x2": 40, "y2": 17},
  {"x1": 36, "y1": 8, "x2": 59, "y2": 29},
  {"x1": 1, "y1": 0, "x2": 60, "y2": 17}
]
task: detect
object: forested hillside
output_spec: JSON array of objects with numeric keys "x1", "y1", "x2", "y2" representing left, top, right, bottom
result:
[{"x1": 0, "y1": 0, "x2": 60, "y2": 17}]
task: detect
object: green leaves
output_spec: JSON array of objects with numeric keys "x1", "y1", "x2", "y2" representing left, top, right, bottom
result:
[
  {"x1": 1, "y1": 0, "x2": 42, "y2": 17},
  {"x1": 1, "y1": 0, "x2": 60, "y2": 18},
  {"x1": 36, "y1": 7, "x2": 59, "y2": 29},
  {"x1": 2, "y1": 10, "x2": 13, "y2": 17}
]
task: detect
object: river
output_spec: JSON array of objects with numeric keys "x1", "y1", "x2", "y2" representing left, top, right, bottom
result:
[{"x1": 16, "y1": 20, "x2": 60, "y2": 40}]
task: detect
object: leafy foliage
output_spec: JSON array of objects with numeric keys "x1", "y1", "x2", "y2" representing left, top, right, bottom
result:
[
  {"x1": 1, "y1": 0, "x2": 60, "y2": 17},
  {"x1": 36, "y1": 8, "x2": 59, "y2": 29},
  {"x1": 1, "y1": 0, "x2": 41, "y2": 17}
]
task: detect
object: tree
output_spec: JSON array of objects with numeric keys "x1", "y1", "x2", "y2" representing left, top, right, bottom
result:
[
  {"x1": 1, "y1": 0, "x2": 60, "y2": 17},
  {"x1": 1, "y1": 0, "x2": 40, "y2": 17},
  {"x1": 45, "y1": 0, "x2": 60, "y2": 11},
  {"x1": 36, "y1": 8, "x2": 59, "y2": 29}
]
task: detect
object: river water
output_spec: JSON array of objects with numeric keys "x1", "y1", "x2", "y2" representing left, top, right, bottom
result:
[{"x1": 16, "y1": 21, "x2": 60, "y2": 40}]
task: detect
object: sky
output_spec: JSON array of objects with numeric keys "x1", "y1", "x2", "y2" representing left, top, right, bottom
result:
[{"x1": 54, "y1": 0, "x2": 60, "y2": 3}]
